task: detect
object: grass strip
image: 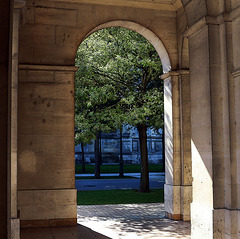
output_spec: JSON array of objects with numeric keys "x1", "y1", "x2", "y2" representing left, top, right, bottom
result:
[
  {"x1": 75, "y1": 164, "x2": 163, "y2": 174},
  {"x1": 75, "y1": 176, "x2": 135, "y2": 180},
  {"x1": 77, "y1": 189, "x2": 164, "y2": 205}
]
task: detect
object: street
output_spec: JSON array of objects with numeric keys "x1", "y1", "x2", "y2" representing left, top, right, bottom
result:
[{"x1": 75, "y1": 173, "x2": 165, "y2": 191}]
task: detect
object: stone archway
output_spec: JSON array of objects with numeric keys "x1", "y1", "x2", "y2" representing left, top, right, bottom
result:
[
  {"x1": 76, "y1": 19, "x2": 192, "y2": 222},
  {"x1": 16, "y1": 0, "x2": 192, "y2": 237},
  {"x1": 86, "y1": 20, "x2": 171, "y2": 73},
  {"x1": 3, "y1": 0, "x2": 240, "y2": 238}
]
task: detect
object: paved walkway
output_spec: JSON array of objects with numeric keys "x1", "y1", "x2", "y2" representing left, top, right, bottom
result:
[
  {"x1": 75, "y1": 172, "x2": 165, "y2": 190},
  {"x1": 21, "y1": 203, "x2": 191, "y2": 239}
]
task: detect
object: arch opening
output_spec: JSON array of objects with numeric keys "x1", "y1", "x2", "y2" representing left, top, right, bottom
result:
[
  {"x1": 81, "y1": 21, "x2": 171, "y2": 74},
  {"x1": 73, "y1": 24, "x2": 189, "y2": 238}
]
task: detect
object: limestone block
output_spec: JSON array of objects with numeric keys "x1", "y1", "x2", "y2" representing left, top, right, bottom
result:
[
  {"x1": 21, "y1": 6, "x2": 34, "y2": 24},
  {"x1": 229, "y1": 210, "x2": 240, "y2": 238},
  {"x1": 32, "y1": 44, "x2": 76, "y2": 65},
  {"x1": 231, "y1": 0, "x2": 240, "y2": 9},
  {"x1": 56, "y1": 26, "x2": 82, "y2": 48},
  {"x1": 164, "y1": 184, "x2": 181, "y2": 216},
  {"x1": 213, "y1": 209, "x2": 231, "y2": 239},
  {"x1": 182, "y1": 153, "x2": 192, "y2": 185},
  {"x1": 35, "y1": 7, "x2": 77, "y2": 26},
  {"x1": 232, "y1": 17, "x2": 240, "y2": 69},
  {"x1": 18, "y1": 151, "x2": 75, "y2": 190},
  {"x1": 192, "y1": 178, "x2": 213, "y2": 206},
  {"x1": 191, "y1": 202, "x2": 213, "y2": 239},
  {"x1": 151, "y1": 15, "x2": 176, "y2": 36},
  {"x1": 18, "y1": 114, "x2": 55, "y2": 135},
  {"x1": 184, "y1": 0, "x2": 207, "y2": 26},
  {"x1": 11, "y1": 218, "x2": 20, "y2": 239},
  {"x1": 173, "y1": 168, "x2": 181, "y2": 185},
  {"x1": 19, "y1": 82, "x2": 73, "y2": 101},
  {"x1": 181, "y1": 0, "x2": 190, "y2": 6},
  {"x1": 177, "y1": 6, "x2": 187, "y2": 33},
  {"x1": 19, "y1": 24, "x2": 55, "y2": 44},
  {"x1": 53, "y1": 115, "x2": 75, "y2": 135},
  {"x1": 18, "y1": 135, "x2": 73, "y2": 154},
  {"x1": 53, "y1": 99, "x2": 74, "y2": 116},
  {"x1": 19, "y1": 43, "x2": 34, "y2": 63},
  {"x1": 181, "y1": 185, "x2": 192, "y2": 221},
  {"x1": 161, "y1": 32, "x2": 178, "y2": 53},
  {"x1": 19, "y1": 97, "x2": 74, "y2": 117},
  {"x1": 18, "y1": 189, "x2": 77, "y2": 220},
  {"x1": 18, "y1": 97, "x2": 54, "y2": 115},
  {"x1": 27, "y1": 70, "x2": 55, "y2": 83},
  {"x1": 55, "y1": 72, "x2": 75, "y2": 84}
]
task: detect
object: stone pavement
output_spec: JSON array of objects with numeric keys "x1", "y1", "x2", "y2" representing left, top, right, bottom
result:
[
  {"x1": 77, "y1": 203, "x2": 190, "y2": 238},
  {"x1": 21, "y1": 203, "x2": 191, "y2": 239}
]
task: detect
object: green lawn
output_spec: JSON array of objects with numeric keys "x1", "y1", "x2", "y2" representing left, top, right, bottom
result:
[
  {"x1": 77, "y1": 189, "x2": 164, "y2": 205},
  {"x1": 75, "y1": 164, "x2": 164, "y2": 174}
]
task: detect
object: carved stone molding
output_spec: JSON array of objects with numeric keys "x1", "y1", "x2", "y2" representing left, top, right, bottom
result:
[
  {"x1": 183, "y1": 13, "x2": 232, "y2": 38},
  {"x1": 19, "y1": 64, "x2": 79, "y2": 72},
  {"x1": 160, "y1": 70, "x2": 189, "y2": 80},
  {"x1": 14, "y1": 0, "x2": 26, "y2": 9}
]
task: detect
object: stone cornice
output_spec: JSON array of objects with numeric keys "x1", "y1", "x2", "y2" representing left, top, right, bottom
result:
[
  {"x1": 160, "y1": 70, "x2": 189, "y2": 80},
  {"x1": 47, "y1": 0, "x2": 176, "y2": 11},
  {"x1": 19, "y1": 64, "x2": 79, "y2": 72},
  {"x1": 183, "y1": 13, "x2": 232, "y2": 38},
  {"x1": 14, "y1": 0, "x2": 26, "y2": 9}
]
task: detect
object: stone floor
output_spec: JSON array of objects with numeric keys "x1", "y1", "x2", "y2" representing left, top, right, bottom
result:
[{"x1": 21, "y1": 203, "x2": 191, "y2": 239}]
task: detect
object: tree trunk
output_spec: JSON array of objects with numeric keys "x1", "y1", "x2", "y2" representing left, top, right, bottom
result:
[
  {"x1": 119, "y1": 129, "x2": 124, "y2": 177},
  {"x1": 95, "y1": 132, "x2": 101, "y2": 178},
  {"x1": 99, "y1": 131, "x2": 102, "y2": 165},
  {"x1": 81, "y1": 143, "x2": 86, "y2": 173},
  {"x1": 137, "y1": 123, "x2": 150, "y2": 192},
  {"x1": 162, "y1": 126, "x2": 165, "y2": 172}
]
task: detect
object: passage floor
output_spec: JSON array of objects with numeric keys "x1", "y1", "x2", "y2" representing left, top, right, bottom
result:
[{"x1": 21, "y1": 203, "x2": 191, "y2": 239}]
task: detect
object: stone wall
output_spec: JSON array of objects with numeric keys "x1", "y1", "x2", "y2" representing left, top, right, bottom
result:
[
  {"x1": 17, "y1": 0, "x2": 181, "y2": 227},
  {"x1": 18, "y1": 65, "x2": 77, "y2": 226},
  {"x1": 0, "y1": 1, "x2": 11, "y2": 237}
]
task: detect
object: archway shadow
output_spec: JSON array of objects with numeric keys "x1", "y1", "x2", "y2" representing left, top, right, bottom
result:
[{"x1": 20, "y1": 224, "x2": 110, "y2": 239}]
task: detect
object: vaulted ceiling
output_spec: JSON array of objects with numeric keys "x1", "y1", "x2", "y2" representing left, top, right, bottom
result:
[{"x1": 49, "y1": 0, "x2": 182, "y2": 11}]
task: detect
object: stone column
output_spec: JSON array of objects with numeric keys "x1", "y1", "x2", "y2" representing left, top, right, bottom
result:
[
  {"x1": 0, "y1": 1, "x2": 11, "y2": 238},
  {"x1": 9, "y1": 1, "x2": 26, "y2": 238},
  {"x1": 229, "y1": 68, "x2": 240, "y2": 238},
  {"x1": 229, "y1": 7, "x2": 240, "y2": 236},
  {"x1": 179, "y1": 71, "x2": 192, "y2": 221},
  {"x1": 185, "y1": 14, "x2": 232, "y2": 238},
  {"x1": 17, "y1": 64, "x2": 77, "y2": 228},
  {"x1": 162, "y1": 70, "x2": 192, "y2": 221}
]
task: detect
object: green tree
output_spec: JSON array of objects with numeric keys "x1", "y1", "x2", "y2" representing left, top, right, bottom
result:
[{"x1": 75, "y1": 27, "x2": 163, "y2": 191}]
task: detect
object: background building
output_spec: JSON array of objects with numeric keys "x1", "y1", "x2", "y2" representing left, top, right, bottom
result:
[{"x1": 75, "y1": 127, "x2": 164, "y2": 165}]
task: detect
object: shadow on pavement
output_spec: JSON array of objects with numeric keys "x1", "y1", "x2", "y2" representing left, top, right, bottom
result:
[{"x1": 21, "y1": 224, "x2": 111, "y2": 239}]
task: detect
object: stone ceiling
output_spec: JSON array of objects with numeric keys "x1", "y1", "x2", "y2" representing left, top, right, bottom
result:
[{"x1": 49, "y1": 0, "x2": 182, "y2": 11}]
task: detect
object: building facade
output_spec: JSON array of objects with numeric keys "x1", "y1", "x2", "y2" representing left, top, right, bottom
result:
[{"x1": 75, "y1": 127, "x2": 164, "y2": 165}]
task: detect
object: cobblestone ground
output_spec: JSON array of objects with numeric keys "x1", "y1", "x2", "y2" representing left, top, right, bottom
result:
[
  {"x1": 77, "y1": 203, "x2": 191, "y2": 239},
  {"x1": 21, "y1": 203, "x2": 191, "y2": 239}
]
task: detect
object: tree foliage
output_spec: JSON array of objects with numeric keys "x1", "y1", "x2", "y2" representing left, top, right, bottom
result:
[{"x1": 75, "y1": 27, "x2": 164, "y2": 191}]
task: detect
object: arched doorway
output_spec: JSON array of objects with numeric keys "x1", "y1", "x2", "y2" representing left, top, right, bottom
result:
[
  {"x1": 17, "y1": 1, "x2": 191, "y2": 237},
  {"x1": 78, "y1": 20, "x2": 192, "y2": 222}
]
